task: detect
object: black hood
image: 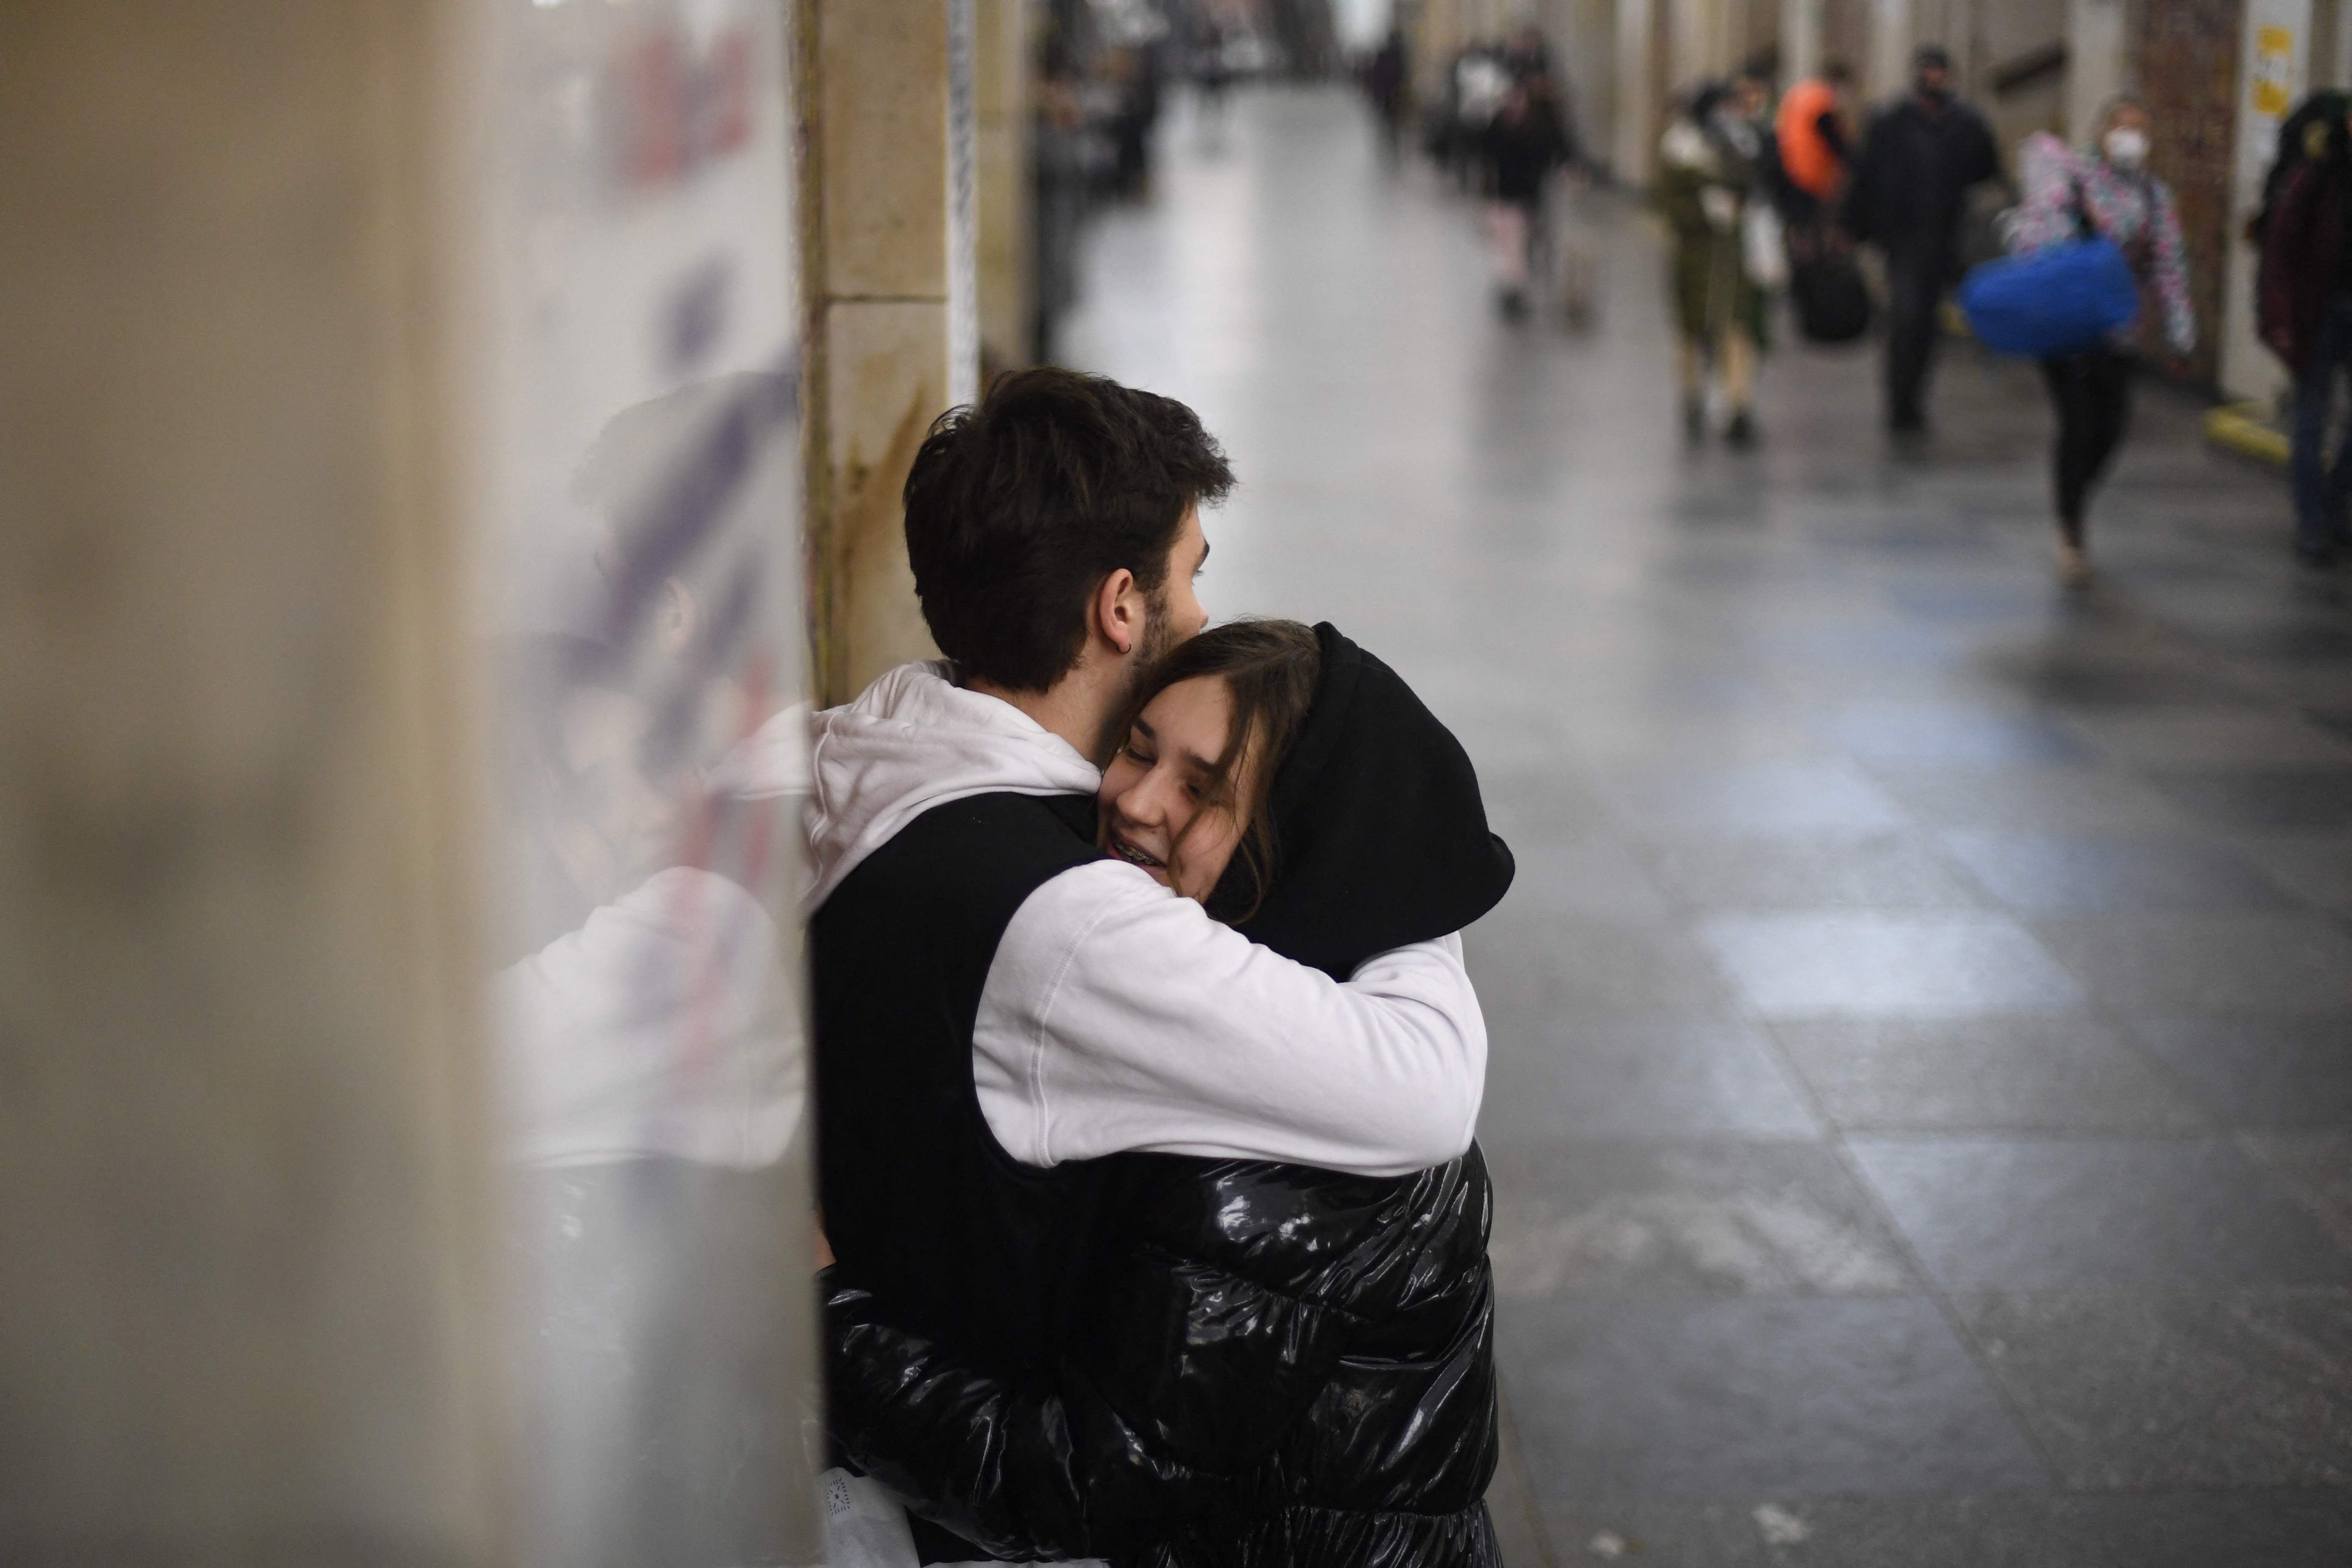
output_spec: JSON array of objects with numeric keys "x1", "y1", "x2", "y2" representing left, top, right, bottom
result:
[{"x1": 1210, "y1": 623, "x2": 1514, "y2": 979}]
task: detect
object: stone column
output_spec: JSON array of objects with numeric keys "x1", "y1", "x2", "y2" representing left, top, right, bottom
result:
[
  {"x1": 976, "y1": 0, "x2": 1034, "y2": 375},
  {"x1": 2221, "y1": 0, "x2": 2316, "y2": 402},
  {"x1": 801, "y1": 0, "x2": 965, "y2": 704},
  {"x1": 2066, "y1": 0, "x2": 2129, "y2": 140},
  {"x1": 1867, "y1": 0, "x2": 1914, "y2": 99},
  {"x1": 1543, "y1": 0, "x2": 1618, "y2": 166},
  {"x1": 1616, "y1": 0, "x2": 1659, "y2": 180},
  {"x1": 1669, "y1": 0, "x2": 1713, "y2": 85},
  {"x1": 0, "y1": 2, "x2": 504, "y2": 1560},
  {"x1": 1785, "y1": 0, "x2": 1826, "y2": 80}
]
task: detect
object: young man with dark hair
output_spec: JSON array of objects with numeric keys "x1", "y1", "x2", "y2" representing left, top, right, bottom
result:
[
  {"x1": 901, "y1": 365, "x2": 1228, "y2": 741},
  {"x1": 805, "y1": 367, "x2": 1487, "y2": 1562}
]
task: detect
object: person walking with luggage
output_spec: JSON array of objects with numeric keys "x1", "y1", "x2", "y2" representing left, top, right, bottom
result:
[
  {"x1": 1660, "y1": 81, "x2": 1770, "y2": 445},
  {"x1": 1843, "y1": 45, "x2": 2000, "y2": 436},
  {"x1": 1778, "y1": 62, "x2": 1872, "y2": 346},
  {"x1": 2006, "y1": 100, "x2": 2193, "y2": 583},
  {"x1": 2259, "y1": 100, "x2": 2352, "y2": 566}
]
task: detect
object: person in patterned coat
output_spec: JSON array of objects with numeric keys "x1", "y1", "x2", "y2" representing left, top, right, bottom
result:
[{"x1": 2006, "y1": 98, "x2": 2194, "y2": 583}]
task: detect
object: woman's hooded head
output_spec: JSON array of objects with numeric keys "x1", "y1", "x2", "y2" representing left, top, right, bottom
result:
[{"x1": 1207, "y1": 623, "x2": 1514, "y2": 978}]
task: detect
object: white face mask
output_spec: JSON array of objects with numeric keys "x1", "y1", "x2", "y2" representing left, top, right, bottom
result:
[{"x1": 2103, "y1": 127, "x2": 2150, "y2": 170}]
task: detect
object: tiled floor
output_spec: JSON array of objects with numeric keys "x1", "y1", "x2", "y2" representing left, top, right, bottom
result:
[{"x1": 1062, "y1": 85, "x2": 2352, "y2": 1567}]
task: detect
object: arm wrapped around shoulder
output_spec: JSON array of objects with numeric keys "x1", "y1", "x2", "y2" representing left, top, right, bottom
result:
[{"x1": 977, "y1": 864, "x2": 1486, "y2": 1176}]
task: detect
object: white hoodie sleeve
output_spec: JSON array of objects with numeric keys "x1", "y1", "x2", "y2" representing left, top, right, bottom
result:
[{"x1": 972, "y1": 860, "x2": 1486, "y2": 1177}]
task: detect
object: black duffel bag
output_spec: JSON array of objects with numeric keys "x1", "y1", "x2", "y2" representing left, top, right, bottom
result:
[{"x1": 1793, "y1": 250, "x2": 1872, "y2": 343}]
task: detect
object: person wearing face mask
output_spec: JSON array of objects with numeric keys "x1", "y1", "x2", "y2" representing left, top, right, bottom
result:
[
  {"x1": 825, "y1": 619, "x2": 1516, "y2": 1568},
  {"x1": 1843, "y1": 44, "x2": 2000, "y2": 436},
  {"x1": 2006, "y1": 100, "x2": 2194, "y2": 583}
]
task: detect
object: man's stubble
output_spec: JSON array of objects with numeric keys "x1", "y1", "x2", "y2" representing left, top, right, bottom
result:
[{"x1": 1093, "y1": 584, "x2": 1188, "y2": 764}]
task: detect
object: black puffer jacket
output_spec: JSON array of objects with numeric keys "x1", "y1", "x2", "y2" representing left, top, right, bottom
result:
[{"x1": 824, "y1": 626, "x2": 1515, "y2": 1567}]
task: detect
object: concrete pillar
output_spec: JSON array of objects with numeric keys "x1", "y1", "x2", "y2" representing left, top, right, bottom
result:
[
  {"x1": 1669, "y1": 0, "x2": 1712, "y2": 85},
  {"x1": 976, "y1": 0, "x2": 1034, "y2": 375},
  {"x1": 1786, "y1": 0, "x2": 1826, "y2": 82},
  {"x1": 2222, "y1": 0, "x2": 2316, "y2": 402},
  {"x1": 1867, "y1": 0, "x2": 1914, "y2": 100},
  {"x1": 801, "y1": 0, "x2": 966, "y2": 704},
  {"x1": 2312, "y1": 0, "x2": 2352, "y2": 89},
  {"x1": 2066, "y1": 0, "x2": 2129, "y2": 142},
  {"x1": 1543, "y1": 0, "x2": 1618, "y2": 165},
  {"x1": 0, "y1": 2, "x2": 504, "y2": 1559},
  {"x1": 1617, "y1": 0, "x2": 1661, "y2": 181}
]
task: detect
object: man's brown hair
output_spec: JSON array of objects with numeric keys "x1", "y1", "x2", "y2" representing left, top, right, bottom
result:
[{"x1": 903, "y1": 367, "x2": 1234, "y2": 691}]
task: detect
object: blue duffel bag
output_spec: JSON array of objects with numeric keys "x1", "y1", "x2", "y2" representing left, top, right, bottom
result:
[{"x1": 1957, "y1": 237, "x2": 2139, "y2": 357}]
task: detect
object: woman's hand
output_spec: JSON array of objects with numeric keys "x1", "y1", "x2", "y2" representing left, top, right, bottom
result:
[{"x1": 814, "y1": 1222, "x2": 836, "y2": 1271}]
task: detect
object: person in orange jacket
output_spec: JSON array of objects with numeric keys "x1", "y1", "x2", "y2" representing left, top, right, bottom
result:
[{"x1": 1775, "y1": 60, "x2": 1856, "y2": 236}]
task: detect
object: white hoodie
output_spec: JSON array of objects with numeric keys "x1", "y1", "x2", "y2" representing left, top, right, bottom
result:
[{"x1": 806, "y1": 662, "x2": 1486, "y2": 1176}]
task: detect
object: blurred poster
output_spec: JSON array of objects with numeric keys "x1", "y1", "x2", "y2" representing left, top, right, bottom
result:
[{"x1": 474, "y1": 0, "x2": 819, "y2": 1563}]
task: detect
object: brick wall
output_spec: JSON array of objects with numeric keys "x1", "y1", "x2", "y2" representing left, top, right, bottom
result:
[{"x1": 2138, "y1": 0, "x2": 2243, "y2": 384}]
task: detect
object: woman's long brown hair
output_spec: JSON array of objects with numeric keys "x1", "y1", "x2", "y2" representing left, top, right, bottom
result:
[{"x1": 1108, "y1": 619, "x2": 1320, "y2": 917}]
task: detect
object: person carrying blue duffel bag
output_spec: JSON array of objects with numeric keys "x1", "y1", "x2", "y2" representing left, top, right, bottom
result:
[{"x1": 1961, "y1": 99, "x2": 2194, "y2": 583}]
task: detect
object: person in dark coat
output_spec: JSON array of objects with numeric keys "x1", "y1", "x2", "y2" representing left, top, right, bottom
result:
[
  {"x1": 2249, "y1": 89, "x2": 2351, "y2": 252},
  {"x1": 1364, "y1": 26, "x2": 1410, "y2": 157},
  {"x1": 1842, "y1": 44, "x2": 2000, "y2": 435},
  {"x1": 824, "y1": 618, "x2": 1516, "y2": 1568},
  {"x1": 1479, "y1": 74, "x2": 1575, "y2": 317},
  {"x1": 2259, "y1": 101, "x2": 2352, "y2": 565}
]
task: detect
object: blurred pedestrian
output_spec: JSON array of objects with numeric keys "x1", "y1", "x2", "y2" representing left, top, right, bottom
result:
[
  {"x1": 2259, "y1": 98, "x2": 2352, "y2": 566},
  {"x1": 1363, "y1": 26, "x2": 1409, "y2": 158},
  {"x1": 2007, "y1": 101, "x2": 2194, "y2": 584},
  {"x1": 1193, "y1": 13, "x2": 1237, "y2": 143},
  {"x1": 1445, "y1": 42, "x2": 1511, "y2": 187},
  {"x1": 1659, "y1": 82, "x2": 1770, "y2": 444},
  {"x1": 2253, "y1": 91, "x2": 2352, "y2": 250},
  {"x1": 1501, "y1": 22, "x2": 1553, "y2": 85},
  {"x1": 1843, "y1": 45, "x2": 2000, "y2": 436},
  {"x1": 1481, "y1": 74, "x2": 1574, "y2": 319},
  {"x1": 1031, "y1": 43, "x2": 1088, "y2": 361},
  {"x1": 1776, "y1": 60, "x2": 1856, "y2": 240},
  {"x1": 1108, "y1": 44, "x2": 1165, "y2": 199}
]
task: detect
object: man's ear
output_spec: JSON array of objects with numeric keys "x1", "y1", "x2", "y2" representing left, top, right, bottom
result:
[{"x1": 1092, "y1": 567, "x2": 1141, "y2": 658}]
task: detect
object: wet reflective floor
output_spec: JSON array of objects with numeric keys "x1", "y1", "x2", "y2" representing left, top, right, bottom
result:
[{"x1": 1061, "y1": 86, "x2": 2352, "y2": 1565}]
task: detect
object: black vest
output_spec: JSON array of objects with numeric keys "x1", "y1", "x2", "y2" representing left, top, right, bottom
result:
[{"x1": 812, "y1": 792, "x2": 1117, "y2": 1385}]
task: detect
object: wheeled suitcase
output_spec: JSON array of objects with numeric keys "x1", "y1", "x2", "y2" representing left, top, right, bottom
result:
[{"x1": 1792, "y1": 251, "x2": 1871, "y2": 343}]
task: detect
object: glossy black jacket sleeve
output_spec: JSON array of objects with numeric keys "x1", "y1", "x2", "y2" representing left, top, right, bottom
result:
[
  {"x1": 823, "y1": 1274, "x2": 1228, "y2": 1560},
  {"x1": 822, "y1": 1227, "x2": 1359, "y2": 1562}
]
